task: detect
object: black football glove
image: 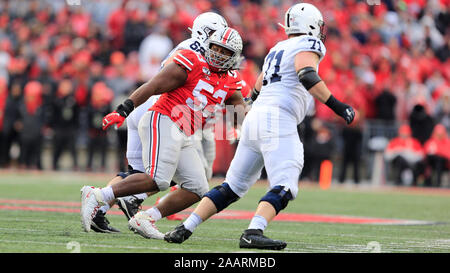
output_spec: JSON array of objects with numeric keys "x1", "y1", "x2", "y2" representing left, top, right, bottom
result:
[
  {"x1": 325, "y1": 95, "x2": 355, "y2": 124},
  {"x1": 342, "y1": 106, "x2": 355, "y2": 124}
]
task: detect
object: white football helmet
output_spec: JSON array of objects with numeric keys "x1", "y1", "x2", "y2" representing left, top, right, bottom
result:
[
  {"x1": 189, "y1": 12, "x2": 228, "y2": 44},
  {"x1": 278, "y1": 3, "x2": 326, "y2": 42},
  {"x1": 205, "y1": 27, "x2": 243, "y2": 72}
]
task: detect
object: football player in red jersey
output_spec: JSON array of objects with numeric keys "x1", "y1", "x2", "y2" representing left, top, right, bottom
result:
[
  {"x1": 80, "y1": 27, "x2": 245, "y2": 239},
  {"x1": 89, "y1": 12, "x2": 229, "y2": 233}
]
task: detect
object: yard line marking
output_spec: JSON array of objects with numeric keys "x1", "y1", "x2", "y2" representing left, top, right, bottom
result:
[
  {"x1": 1, "y1": 228, "x2": 448, "y2": 253},
  {"x1": 0, "y1": 198, "x2": 444, "y2": 225},
  {"x1": 0, "y1": 199, "x2": 80, "y2": 207},
  {"x1": 0, "y1": 205, "x2": 80, "y2": 213}
]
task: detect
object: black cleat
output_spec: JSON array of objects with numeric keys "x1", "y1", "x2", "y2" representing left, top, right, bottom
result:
[
  {"x1": 91, "y1": 211, "x2": 120, "y2": 233},
  {"x1": 239, "y1": 229, "x2": 286, "y2": 250},
  {"x1": 117, "y1": 196, "x2": 144, "y2": 221},
  {"x1": 164, "y1": 224, "x2": 192, "y2": 244}
]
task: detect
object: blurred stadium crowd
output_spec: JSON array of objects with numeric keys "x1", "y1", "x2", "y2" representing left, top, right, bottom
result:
[{"x1": 0, "y1": 0, "x2": 448, "y2": 186}]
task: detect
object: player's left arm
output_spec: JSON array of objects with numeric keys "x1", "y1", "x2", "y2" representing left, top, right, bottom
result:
[
  {"x1": 225, "y1": 90, "x2": 245, "y2": 107},
  {"x1": 225, "y1": 90, "x2": 247, "y2": 128},
  {"x1": 295, "y1": 51, "x2": 355, "y2": 124},
  {"x1": 224, "y1": 70, "x2": 247, "y2": 109}
]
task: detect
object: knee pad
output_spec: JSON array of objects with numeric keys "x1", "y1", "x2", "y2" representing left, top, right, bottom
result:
[
  {"x1": 259, "y1": 186, "x2": 293, "y2": 214},
  {"x1": 204, "y1": 182, "x2": 239, "y2": 212}
]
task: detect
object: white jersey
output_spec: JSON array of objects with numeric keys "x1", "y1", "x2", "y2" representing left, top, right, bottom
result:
[
  {"x1": 161, "y1": 37, "x2": 206, "y2": 67},
  {"x1": 225, "y1": 35, "x2": 326, "y2": 199},
  {"x1": 252, "y1": 35, "x2": 326, "y2": 130}
]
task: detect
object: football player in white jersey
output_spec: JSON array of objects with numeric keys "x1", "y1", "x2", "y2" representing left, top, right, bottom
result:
[
  {"x1": 89, "y1": 12, "x2": 228, "y2": 233},
  {"x1": 164, "y1": 3, "x2": 355, "y2": 250}
]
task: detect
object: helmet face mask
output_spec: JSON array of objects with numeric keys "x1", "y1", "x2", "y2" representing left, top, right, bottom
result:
[
  {"x1": 317, "y1": 19, "x2": 326, "y2": 42},
  {"x1": 205, "y1": 27, "x2": 242, "y2": 72},
  {"x1": 206, "y1": 44, "x2": 235, "y2": 71}
]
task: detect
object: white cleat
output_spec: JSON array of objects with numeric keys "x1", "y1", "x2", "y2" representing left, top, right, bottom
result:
[
  {"x1": 80, "y1": 186, "x2": 105, "y2": 232},
  {"x1": 128, "y1": 211, "x2": 164, "y2": 240}
]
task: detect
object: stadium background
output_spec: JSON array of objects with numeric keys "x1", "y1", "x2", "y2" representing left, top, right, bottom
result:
[{"x1": 0, "y1": 0, "x2": 449, "y2": 187}]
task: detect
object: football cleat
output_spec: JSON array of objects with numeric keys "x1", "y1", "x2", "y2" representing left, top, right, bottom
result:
[
  {"x1": 80, "y1": 186, "x2": 106, "y2": 232},
  {"x1": 164, "y1": 224, "x2": 192, "y2": 244},
  {"x1": 128, "y1": 211, "x2": 164, "y2": 240},
  {"x1": 117, "y1": 195, "x2": 144, "y2": 221},
  {"x1": 239, "y1": 229, "x2": 287, "y2": 250},
  {"x1": 91, "y1": 210, "x2": 120, "y2": 233}
]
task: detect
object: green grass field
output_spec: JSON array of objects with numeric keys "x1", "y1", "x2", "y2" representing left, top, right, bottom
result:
[{"x1": 0, "y1": 171, "x2": 449, "y2": 253}]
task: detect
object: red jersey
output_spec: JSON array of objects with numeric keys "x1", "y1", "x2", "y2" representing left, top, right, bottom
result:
[
  {"x1": 384, "y1": 137, "x2": 425, "y2": 164},
  {"x1": 150, "y1": 49, "x2": 242, "y2": 136}
]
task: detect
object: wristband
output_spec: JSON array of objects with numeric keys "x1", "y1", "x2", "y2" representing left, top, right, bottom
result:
[
  {"x1": 116, "y1": 99, "x2": 135, "y2": 118},
  {"x1": 325, "y1": 95, "x2": 347, "y2": 116},
  {"x1": 251, "y1": 88, "x2": 260, "y2": 101}
]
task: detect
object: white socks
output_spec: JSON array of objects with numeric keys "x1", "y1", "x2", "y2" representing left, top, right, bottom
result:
[
  {"x1": 100, "y1": 186, "x2": 115, "y2": 203},
  {"x1": 98, "y1": 187, "x2": 149, "y2": 215},
  {"x1": 99, "y1": 186, "x2": 148, "y2": 204},
  {"x1": 145, "y1": 207, "x2": 162, "y2": 221},
  {"x1": 183, "y1": 212, "x2": 203, "y2": 232},
  {"x1": 248, "y1": 215, "x2": 268, "y2": 231},
  {"x1": 134, "y1": 193, "x2": 148, "y2": 200},
  {"x1": 99, "y1": 203, "x2": 110, "y2": 214}
]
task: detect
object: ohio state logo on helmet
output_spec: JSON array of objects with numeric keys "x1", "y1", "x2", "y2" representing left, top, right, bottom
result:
[{"x1": 205, "y1": 27, "x2": 243, "y2": 72}]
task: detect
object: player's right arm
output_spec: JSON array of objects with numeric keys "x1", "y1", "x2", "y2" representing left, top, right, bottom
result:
[
  {"x1": 247, "y1": 73, "x2": 264, "y2": 102},
  {"x1": 294, "y1": 51, "x2": 355, "y2": 124},
  {"x1": 102, "y1": 55, "x2": 189, "y2": 130}
]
